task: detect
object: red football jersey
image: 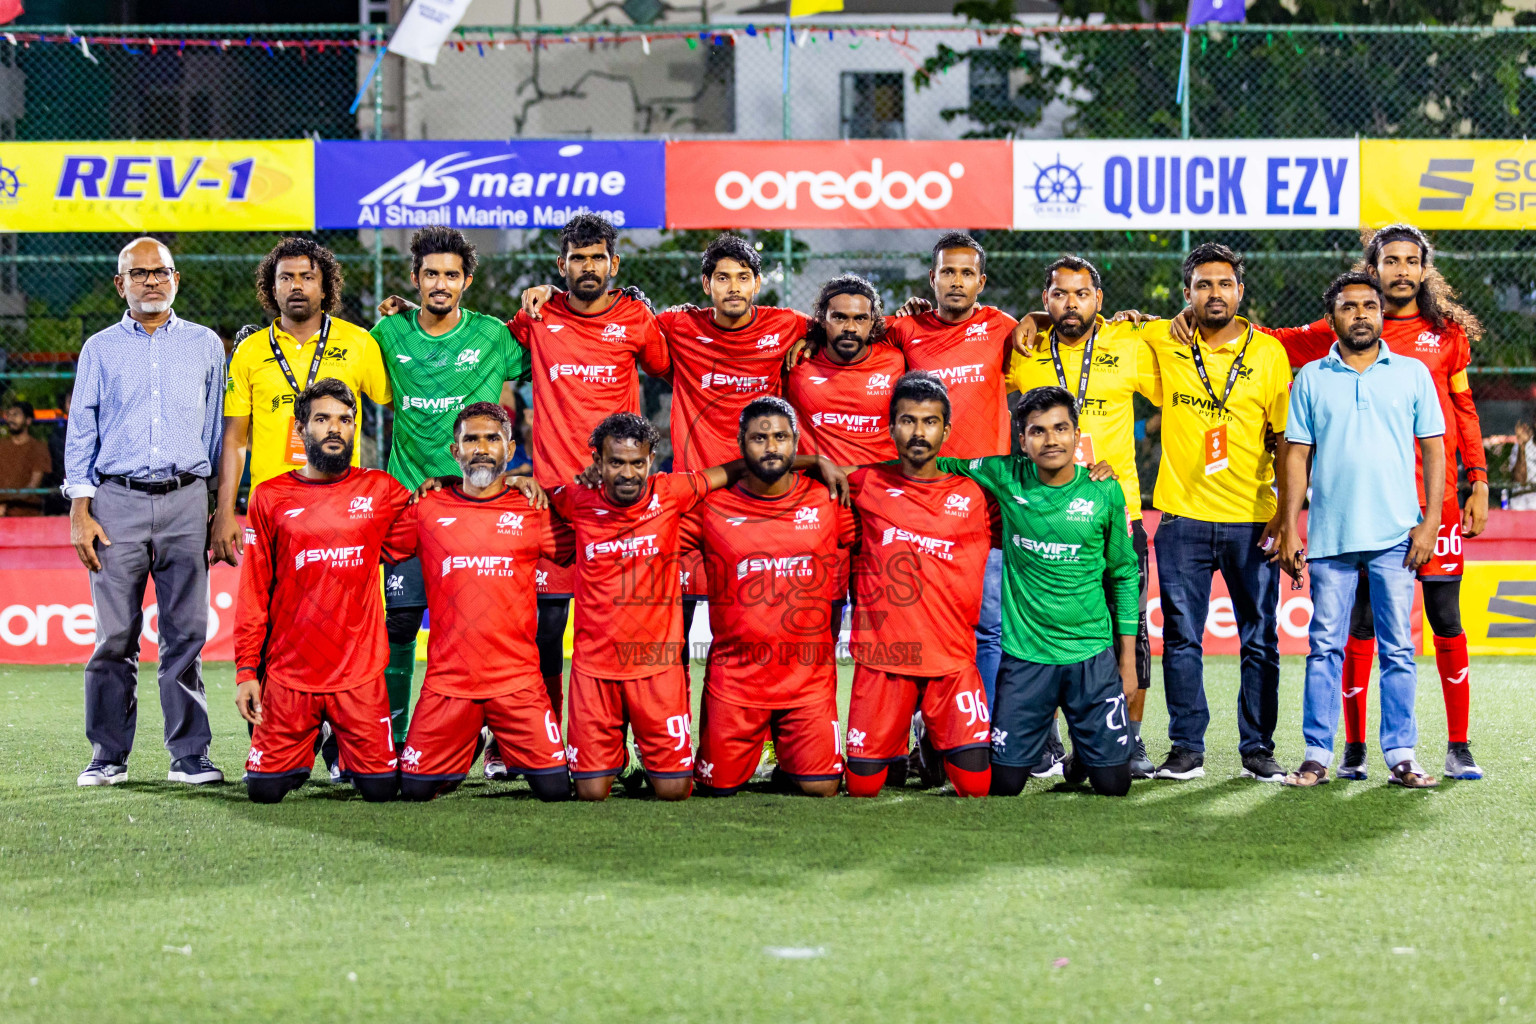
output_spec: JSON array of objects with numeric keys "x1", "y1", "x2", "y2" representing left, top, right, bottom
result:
[
  {"x1": 886, "y1": 306, "x2": 1018, "y2": 459},
  {"x1": 235, "y1": 468, "x2": 413, "y2": 693},
  {"x1": 1269, "y1": 314, "x2": 1486, "y2": 505},
  {"x1": 509, "y1": 291, "x2": 670, "y2": 490},
  {"x1": 661, "y1": 305, "x2": 811, "y2": 471},
  {"x1": 693, "y1": 475, "x2": 857, "y2": 709},
  {"x1": 783, "y1": 343, "x2": 905, "y2": 467},
  {"x1": 847, "y1": 464, "x2": 996, "y2": 674},
  {"x1": 549, "y1": 471, "x2": 710, "y2": 680},
  {"x1": 389, "y1": 485, "x2": 571, "y2": 699}
]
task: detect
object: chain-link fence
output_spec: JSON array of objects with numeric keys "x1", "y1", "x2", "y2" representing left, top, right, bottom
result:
[{"x1": 1, "y1": 21, "x2": 1533, "y2": 504}]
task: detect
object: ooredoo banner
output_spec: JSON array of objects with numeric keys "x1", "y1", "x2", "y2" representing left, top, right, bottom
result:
[
  {"x1": 314, "y1": 140, "x2": 666, "y2": 230},
  {"x1": 664, "y1": 140, "x2": 1013, "y2": 229},
  {"x1": 1012, "y1": 139, "x2": 1360, "y2": 231}
]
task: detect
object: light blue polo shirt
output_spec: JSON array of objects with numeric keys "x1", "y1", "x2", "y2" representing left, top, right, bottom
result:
[{"x1": 1286, "y1": 340, "x2": 1444, "y2": 559}]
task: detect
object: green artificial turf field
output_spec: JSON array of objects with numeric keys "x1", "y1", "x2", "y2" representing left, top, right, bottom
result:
[{"x1": 2, "y1": 657, "x2": 1534, "y2": 1023}]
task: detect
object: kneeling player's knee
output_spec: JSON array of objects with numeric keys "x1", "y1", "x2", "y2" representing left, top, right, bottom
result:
[
  {"x1": 989, "y1": 764, "x2": 1027, "y2": 797},
  {"x1": 946, "y1": 747, "x2": 990, "y2": 773},
  {"x1": 399, "y1": 777, "x2": 450, "y2": 802},
  {"x1": 246, "y1": 775, "x2": 304, "y2": 804},
  {"x1": 385, "y1": 607, "x2": 423, "y2": 647},
  {"x1": 526, "y1": 771, "x2": 571, "y2": 803},
  {"x1": 845, "y1": 762, "x2": 886, "y2": 798},
  {"x1": 1088, "y1": 763, "x2": 1131, "y2": 797},
  {"x1": 352, "y1": 774, "x2": 400, "y2": 802},
  {"x1": 650, "y1": 777, "x2": 692, "y2": 801},
  {"x1": 798, "y1": 778, "x2": 840, "y2": 798}
]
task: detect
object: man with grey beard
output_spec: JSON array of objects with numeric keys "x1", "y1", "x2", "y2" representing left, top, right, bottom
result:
[{"x1": 64, "y1": 236, "x2": 228, "y2": 788}]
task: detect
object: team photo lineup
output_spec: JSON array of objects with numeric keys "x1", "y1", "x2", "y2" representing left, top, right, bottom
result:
[{"x1": 60, "y1": 210, "x2": 1493, "y2": 804}]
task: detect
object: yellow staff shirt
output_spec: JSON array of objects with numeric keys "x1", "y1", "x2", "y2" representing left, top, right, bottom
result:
[
  {"x1": 1141, "y1": 317, "x2": 1292, "y2": 523},
  {"x1": 1006, "y1": 317, "x2": 1162, "y2": 521},
  {"x1": 225, "y1": 317, "x2": 392, "y2": 490}
]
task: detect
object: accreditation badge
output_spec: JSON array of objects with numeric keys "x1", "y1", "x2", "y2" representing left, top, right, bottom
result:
[{"x1": 1203, "y1": 424, "x2": 1228, "y2": 476}]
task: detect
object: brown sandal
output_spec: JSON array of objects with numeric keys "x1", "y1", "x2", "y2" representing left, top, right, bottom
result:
[
  {"x1": 1283, "y1": 760, "x2": 1329, "y2": 787},
  {"x1": 1389, "y1": 760, "x2": 1439, "y2": 788}
]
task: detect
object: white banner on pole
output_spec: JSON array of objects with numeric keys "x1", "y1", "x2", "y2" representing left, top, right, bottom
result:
[
  {"x1": 386, "y1": 0, "x2": 475, "y2": 65},
  {"x1": 1012, "y1": 139, "x2": 1360, "y2": 230}
]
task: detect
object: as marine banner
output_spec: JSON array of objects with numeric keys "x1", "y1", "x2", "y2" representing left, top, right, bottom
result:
[
  {"x1": 314, "y1": 140, "x2": 665, "y2": 230},
  {"x1": 0, "y1": 140, "x2": 312, "y2": 232},
  {"x1": 1360, "y1": 139, "x2": 1536, "y2": 229}
]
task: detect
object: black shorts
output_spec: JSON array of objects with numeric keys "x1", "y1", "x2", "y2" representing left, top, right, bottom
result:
[
  {"x1": 384, "y1": 556, "x2": 427, "y2": 610},
  {"x1": 1103, "y1": 518, "x2": 1152, "y2": 690},
  {"x1": 991, "y1": 650, "x2": 1130, "y2": 769}
]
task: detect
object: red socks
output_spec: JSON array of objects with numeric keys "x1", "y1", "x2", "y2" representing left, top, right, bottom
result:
[
  {"x1": 1341, "y1": 635, "x2": 1375, "y2": 745},
  {"x1": 845, "y1": 766, "x2": 885, "y2": 798},
  {"x1": 944, "y1": 760, "x2": 991, "y2": 799},
  {"x1": 1434, "y1": 632, "x2": 1471, "y2": 744},
  {"x1": 543, "y1": 674, "x2": 564, "y2": 721}
]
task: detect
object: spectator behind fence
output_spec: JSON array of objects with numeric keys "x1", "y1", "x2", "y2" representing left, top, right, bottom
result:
[
  {"x1": 1510, "y1": 416, "x2": 1536, "y2": 511},
  {"x1": 0, "y1": 399, "x2": 51, "y2": 515},
  {"x1": 62, "y1": 236, "x2": 228, "y2": 788}
]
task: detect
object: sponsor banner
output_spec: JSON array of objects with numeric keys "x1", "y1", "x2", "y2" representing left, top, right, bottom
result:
[
  {"x1": 1012, "y1": 139, "x2": 1360, "y2": 231},
  {"x1": 664, "y1": 140, "x2": 1013, "y2": 229},
  {"x1": 314, "y1": 140, "x2": 664, "y2": 230},
  {"x1": 0, "y1": 140, "x2": 312, "y2": 232},
  {"x1": 1456, "y1": 561, "x2": 1536, "y2": 656},
  {"x1": 1360, "y1": 139, "x2": 1536, "y2": 230},
  {"x1": 0, "y1": 566, "x2": 239, "y2": 665}
]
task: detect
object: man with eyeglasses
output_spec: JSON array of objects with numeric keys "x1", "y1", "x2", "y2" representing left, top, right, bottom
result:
[{"x1": 65, "y1": 237, "x2": 228, "y2": 788}]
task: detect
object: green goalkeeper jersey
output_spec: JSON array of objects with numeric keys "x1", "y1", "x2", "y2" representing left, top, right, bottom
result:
[
  {"x1": 936, "y1": 455, "x2": 1139, "y2": 665},
  {"x1": 370, "y1": 308, "x2": 531, "y2": 491}
]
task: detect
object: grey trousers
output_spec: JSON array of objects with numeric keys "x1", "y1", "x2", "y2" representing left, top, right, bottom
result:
[{"x1": 83, "y1": 478, "x2": 212, "y2": 763}]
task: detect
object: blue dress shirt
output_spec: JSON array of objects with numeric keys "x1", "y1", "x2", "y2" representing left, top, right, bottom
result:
[{"x1": 62, "y1": 310, "x2": 226, "y2": 500}]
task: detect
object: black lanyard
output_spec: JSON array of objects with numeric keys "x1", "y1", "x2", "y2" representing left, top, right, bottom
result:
[
  {"x1": 1189, "y1": 322, "x2": 1254, "y2": 417},
  {"x1": 268, "y1": 314, "x2": 331, "y2": 397},
  {"x1": 1050, "y1": 319, "x2": 1100, "y2": 413}
]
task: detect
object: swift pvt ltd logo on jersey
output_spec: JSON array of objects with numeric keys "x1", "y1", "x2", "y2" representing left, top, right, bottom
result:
[
  {"x1": 584, "y1": 535, "x2": 659, "y2": 561},
  {"x1": 736, "y1": 554, "x2": 814, "y2": 579},
  {"x1": 1012, "y1": 535, "x2": 1082, "y2": 561},
  {"x1": 347, "y1": 496, "x2": 374, "y2": 518},
  {"x1": 441, "y1": 555, "x2": 517, "y2": 577},
  {"x1": 882, "y1": 527, "x2": 955, "y2": 560},
  {"x1": 811, "y1": 411, "x2": 882, "y2": 433},
  {"x1": 931, "y1": 363, "x2": 987, "y2": 386},
  {"x1": 700, "y1": 371, "x2": 770, "y2": 391},
  {"x1": 402, "y1": 394, "x2": 468, "y2": 414},
  {"x1": 295, "y1": 545, "x2": 365, "y2": 570},
  {"x1": 549, "y1": 363, "x2": 617, "y2": 383}
]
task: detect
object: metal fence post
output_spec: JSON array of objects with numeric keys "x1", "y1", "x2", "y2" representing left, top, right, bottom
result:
[
  {"x1": 781, "y1": 21, "x2": 793, "y2": 308},
  {"x1": 372, "y1": 23, "x2": 387, "y2": 467},
  {"x1": 1180, "y1": 25, "x2": 1191, "y2": 254}
]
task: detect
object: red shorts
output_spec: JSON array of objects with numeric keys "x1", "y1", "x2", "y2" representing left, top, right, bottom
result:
[
  {"x1": 1419, "y1": 498, "x2": 1464, "y2": 580},
  {"x1": 536, "y1": 557, "x2": 575, "y2": 598},
  {"x1": 400, "y1": 685, "x2": 567, "y2": 781},
  {"x1": 694, "y1": 689, "x2": 843, "y2": 792},
  {"x1": 566, "y1": 666, "x2": 692, "y2": 779},
  {"x1": 244, "y1": 677, "x2": 397, "y2": 780},
  {"x1": 845, "y1": 663, "x2": 992, "y2": 765}
]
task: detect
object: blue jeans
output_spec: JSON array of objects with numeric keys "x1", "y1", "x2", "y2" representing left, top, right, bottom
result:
[
  {"x1": 974, "y1": 548, "x2": 1003, "y2": 707},
  {"x1": 1153, "y1": 515, "x2": 1280, "y2": 755},
  {"x1": 1303, "y1": 539, "x2": 1419, "y2": 768}
]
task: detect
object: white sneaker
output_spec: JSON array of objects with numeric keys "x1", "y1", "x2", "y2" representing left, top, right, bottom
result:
[{"x1": 78, "y1": 759, "x2": 128, "y2": 786}]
